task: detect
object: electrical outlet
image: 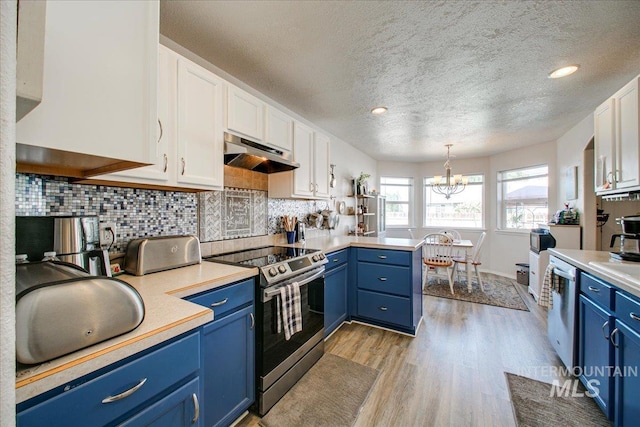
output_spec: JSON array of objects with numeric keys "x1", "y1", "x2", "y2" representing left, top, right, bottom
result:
[{"x1": 99, "y1": 222, "x2": 117, "y2": 247}]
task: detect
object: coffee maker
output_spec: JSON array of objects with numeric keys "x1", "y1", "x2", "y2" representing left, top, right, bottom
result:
[
  {"x1": 610, "y1": 233, "x2": 640, "y2": 253},
  {"x1": 16, "y1": 215, "x2": 111, "y2": 276}
]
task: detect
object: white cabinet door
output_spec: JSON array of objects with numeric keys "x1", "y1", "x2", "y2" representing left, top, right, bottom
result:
[
  {"x1": 313, "y1": 132, "x2": 331, "y2": 198},
  {"x1": 113, "y1": 45, "x2": 174, "y2": 183},
  {"x1": 292, "y1": 122, "x2": 315, "y2": 197},
  {"x1": 615, "y1": 77, "x2": 640, "y2": 189},
  {"x1": 16, "y1": 0, "x2": 158, "y2": 165},
  {"x1": 226, "y1": 85, "x2": 265, "y2": 141},
  {"x1": 594, "y1": 98, "x2": 616, "y2": 192},
  {"x1": 265, "y1": 107, "x2": 293, "y2": 151},
  {"x1": 176, "y1": 57, "x2": 224, "y2": 189}
]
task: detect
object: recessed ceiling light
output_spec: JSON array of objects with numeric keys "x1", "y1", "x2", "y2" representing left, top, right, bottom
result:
[
  {"x1": 548, "y1": 65, "x2": 580, "y2": 79},
  {"x1": 371, "y1": 106, "x2": 388, "y2": 115}
]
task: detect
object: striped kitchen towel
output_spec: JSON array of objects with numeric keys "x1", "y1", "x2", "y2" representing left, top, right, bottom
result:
[
  {"x1": 277, "y1": 282, "x2": 302, "y2": 340},
  {"x1": 538, "y1": 263, "x2": 563, "y2": 309}
]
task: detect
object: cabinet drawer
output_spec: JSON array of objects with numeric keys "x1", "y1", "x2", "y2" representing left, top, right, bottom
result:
[
  {"x1": 357, "y1": 290, "x2": 411, "y2": 328},
  {"x1": 580, "y1": 272, "x2": 613, "y2": 309},
  {"x1": 17, "y1": 332, "x2": 200, "y2": 427},
  {"x1": 326, "y1": 249, "x2": 348, "y2": 270},
  {"x1": 187, "y1": 279, "x2": 254, "y2": 320},
  {"x1": 616, "y1": 291, "x2": 640, "y2": 335},
  {"x1": 357, "y1": 263, "x2": 410, "y2": 297},
  {"x1": 357, "y1": 248, "x2": 410, "y2": 266}
]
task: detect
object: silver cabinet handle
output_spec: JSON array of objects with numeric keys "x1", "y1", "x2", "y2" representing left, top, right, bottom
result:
[
  {"x1": 191, "y1": 393, "x2": 199, "y2": 424},
  {"x1": 102, "y1": 378, "x2": 147, "y2": 403},
  {"x1": 378, "y1": 306, "x2": 388, "y2": 311},
  {"x1": 157, "y1": 119, "x2": 163, "y2": 143},
  {"x1": 309, "y1": 183, "x2": 314, "y2": 192},
  {"x1": 181, "y1": 157, "x2": 186, "y2": 175},
  {"x1": 250, "y1": 312, "x2": 255, "y2": 330},
  {"x1": 332, "y1": 258, "x2": 339, "y2": 263},
  {"x1": 210, "y1": 298, "x2": 228, "y2": 307},
  {"x1": 611, "y1": 328, "x2": 620, "y2": 348},
  {"x1": 163, "y1": 153, "x2": 168, "y2": 173},
  {"x1": 630, "y1": 313, "x2": 640, "y2": 322},
  {"x1": 378, "y1": 277, "x2": 387, "y2": 281},
  {"x1": 601, "y1": 320, "x2": 610, "y2": 340},
  {"x1": 315, "y1": 183, "x2": 319, "y2": 192},
  {"x1": 378, "y1": 255, "x2": 387, "y2": 259},
  {"x1": 588, "y1": 286, "x2": 600, "y2": 293}
]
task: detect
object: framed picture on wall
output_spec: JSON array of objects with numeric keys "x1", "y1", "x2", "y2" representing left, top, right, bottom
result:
[{"x1": 565, "y1": 166, "x2": 578, "y2": 200}]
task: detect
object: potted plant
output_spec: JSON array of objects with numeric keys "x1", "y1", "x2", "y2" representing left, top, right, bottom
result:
[{"x1": 355, "y1": 172, "x2": 370, "y2": 195}]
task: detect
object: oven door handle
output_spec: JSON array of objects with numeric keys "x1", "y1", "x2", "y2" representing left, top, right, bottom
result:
[{"x1": 263, "y1": 268, "x2": 325, "y2": 302}]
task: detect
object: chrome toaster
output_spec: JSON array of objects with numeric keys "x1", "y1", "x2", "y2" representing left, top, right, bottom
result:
[{"x1": 124, "y1": 235, "x2": 201, "y2": 276}]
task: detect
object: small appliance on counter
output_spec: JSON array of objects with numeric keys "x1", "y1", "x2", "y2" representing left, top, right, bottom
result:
[
  {"x1": 15, "y1": 261, "x2": 145, "y2": 365},
  {"x1": 530, "y1": 228, "x2": 556, "y2": 254},
  {"x1": 124, "y1": 235, "x2": 201, "y2": 276},
  {"x1": 16, "y1": 215, "x2": 111, "y2": 276}
]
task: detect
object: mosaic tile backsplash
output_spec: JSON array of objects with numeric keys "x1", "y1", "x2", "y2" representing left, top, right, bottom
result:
[{"x1": 16, "y1": 173, "x2": 331, "y2": 252}]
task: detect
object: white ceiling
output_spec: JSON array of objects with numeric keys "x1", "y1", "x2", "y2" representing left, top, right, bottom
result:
[{"x1": 160, "y1": 1, "x2": 640, "y2": 162}]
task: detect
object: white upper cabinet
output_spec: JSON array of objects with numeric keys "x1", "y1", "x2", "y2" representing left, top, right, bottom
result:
[
  {"x1": 16, "y1": 0, "x2": 159, "y2": 177},
  {"x1": 226, "y1": 84, "x2": 265, "y2": 141},
  {"x1": 313, "y1": 132, "x2": 331, "y2": 199},
  {"x1": 292, "y1": 122, "x2": 316, "y2": 197},
  {"x1": 176, "y1": 56, "x2": 224, "y2": 189},
  {"x1": 90, "y1": 45, "x2": 223, "y2": 191},
  {"x1": 269, "y1": 122, "x2": 331, "y2": 199},
  {"x1": 595, "y1": 75, "x2": 640, "y2": 193},
  {"x1": 265, "y1": 107, "x2": 294, "y2": 152}
]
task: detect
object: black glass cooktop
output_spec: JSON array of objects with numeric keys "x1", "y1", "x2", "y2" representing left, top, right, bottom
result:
[{"x1": 204, "y1": 246, "x2": 319, "y2": 268}]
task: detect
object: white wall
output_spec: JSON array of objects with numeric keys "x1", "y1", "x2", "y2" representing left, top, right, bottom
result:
[
  {"x1": 1, "y1": 0, "x2": 17, "y2": 423},
  {"x1": 556, "y1": 113, "x2": 595, "y2": 249}
]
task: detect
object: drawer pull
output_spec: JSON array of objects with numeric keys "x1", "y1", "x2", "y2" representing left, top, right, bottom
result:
[
  {"x1": 378, "y1": 306, "x2": 388, "y2": 311},
  {"x1": 211, "y1": 298, "x2": 228, "y2": 307},
  {"x1": 333, "y1": 258, "x2": 339, "y2": 262},
  {"x1": 630, "y1": 313, "x2": 640, "y2": 322},
  {"x1": 378, "y1": 255, "x2": 387, "y2": 259},
  {"x1": 102, "y1": 378, "x2": 147, "y2": 403},
  {"x1": 378, "y1": 277, "x2": 387, "y2": 281},
  {"x1": 588, "y1": 286, "x2": 600, "y2": 293},
  {"x1": 611, "y1": 328, "x2": 620, "y2": 348},
  {"x1": 250, "y1": 312, "x2": 255, "y2": 330},
  {"x1": 601, "y1": 320, "x2": 610, "y2": 340},
  {"x1": 191, "y1": 393, "x2": 200, "y2": 424}
]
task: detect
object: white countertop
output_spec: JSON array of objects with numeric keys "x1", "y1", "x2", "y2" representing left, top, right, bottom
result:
[
  {"x1": 548, "y1": 249, "x2": 640, "y2": 298},
  {"x1": 285, "y1": 235, "x2": 423, "y2": 252},
  {"x1": 15, "y1": 261, "x2": 257, "y2": 403}
]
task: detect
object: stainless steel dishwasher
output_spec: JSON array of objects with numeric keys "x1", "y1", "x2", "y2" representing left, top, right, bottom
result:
[{"x1": 547, "y1": 255, "x2": 578, "y2": 370}]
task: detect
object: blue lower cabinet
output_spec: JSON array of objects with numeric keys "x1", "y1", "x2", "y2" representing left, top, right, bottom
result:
[
  {"x1": 324, "y1": 263, "x2": 348, "y2": 337},
  {"x1": 578, "y1": 295, "x2": 613, "y2": 419},
  {"x1": 17, "y1": 332, "x2": 200, "y2": 427},
  {"x1": 614, "y1": 320, "x2": 640, "y2": 427},
  {"x1": 357, "y1": 290, "x2": 411, "y2": 327},
  {"x1": 186, "y1": 279, "x2": 255, "y2": 427},
  {"x1": 120, "y1": 378, "x2": 201, "y2": 427},
  {"x1": 201, "y1": 305, "x2": 255, "y2": 427}
]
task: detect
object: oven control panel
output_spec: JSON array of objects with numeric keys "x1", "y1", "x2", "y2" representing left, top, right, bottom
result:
[{"x1": 261, "y1": 252, "x2": 327, "y2": 283}]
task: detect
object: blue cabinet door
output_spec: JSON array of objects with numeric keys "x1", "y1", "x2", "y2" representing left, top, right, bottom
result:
[
  {"x1": 614, "y1": 320, "x2": 640, "y2": 427},
  {"x1": 120, "y1": 378, "x2": 200, "y2": 427},
  {"x1": 324, "y1": 263, "x2": 348, "y2": 337},
  {"x1": 202, "y1": 304, "x2": 255, "y2": 427},
  {"x1": 578, "y1": 294, "x2": 614, "y2": 419}
]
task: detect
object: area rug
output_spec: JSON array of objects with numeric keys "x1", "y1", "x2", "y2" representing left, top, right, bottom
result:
[
  {"x1": 422, "y1": 272, "x2": 529, "y2": 311},
  {"x1": 505, "y1": 373, "x2": 610, "y2": 427},
  {"x1": 260, "y1": 353, "x2": 379, "y2": 427}
]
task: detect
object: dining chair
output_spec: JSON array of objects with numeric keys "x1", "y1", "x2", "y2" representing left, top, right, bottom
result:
[
  {"x1": 408, "y1": 229, "x2": 415, "y2": 239},
  {"x1": 453, "y1": 231, "x2": 487, "y2": 292},
  {"x1": 422, "y1": 233, "x2": 455, "y2": 294},
  {"x1": 439, "y1": 229, "x2": 462, "y2": 256}
]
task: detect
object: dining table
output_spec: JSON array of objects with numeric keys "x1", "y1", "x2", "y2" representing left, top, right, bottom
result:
[{"x1": 422, "y1": 238, "x2": 475, "y2": 292}]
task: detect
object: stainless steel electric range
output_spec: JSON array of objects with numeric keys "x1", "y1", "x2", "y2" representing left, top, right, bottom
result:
[{"x1": 205, "y1": 246, "x2": 328, "y2": 415}]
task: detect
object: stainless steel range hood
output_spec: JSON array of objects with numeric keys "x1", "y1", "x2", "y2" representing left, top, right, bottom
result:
[{"x1": 224, "y1": 132, "x2": 299, "y2": 173}]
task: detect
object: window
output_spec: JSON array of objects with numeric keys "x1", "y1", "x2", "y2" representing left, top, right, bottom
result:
[
  {"x1": 498, "y1": 165, "x2": 548, "y2": 230},
  {"x1": 380, "y1": 177, "x2": 413, "y2": 227},
  {"x1": 424, "y1": 174, "x2": 484, "y2": 228}
]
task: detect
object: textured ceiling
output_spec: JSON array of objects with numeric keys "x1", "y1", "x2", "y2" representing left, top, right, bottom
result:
[{"x1": 160, "y1": 1, "x2": 640, "y2": 162}]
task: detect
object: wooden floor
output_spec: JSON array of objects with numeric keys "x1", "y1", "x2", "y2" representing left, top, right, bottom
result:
[{"x1": 238, "y1": 281, "x2": 569, "y2": 427}]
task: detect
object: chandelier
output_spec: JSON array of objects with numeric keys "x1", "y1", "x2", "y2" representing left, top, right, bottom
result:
[{"x1": 431, "y1": 144, "x2": 468, "y2": 199}]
